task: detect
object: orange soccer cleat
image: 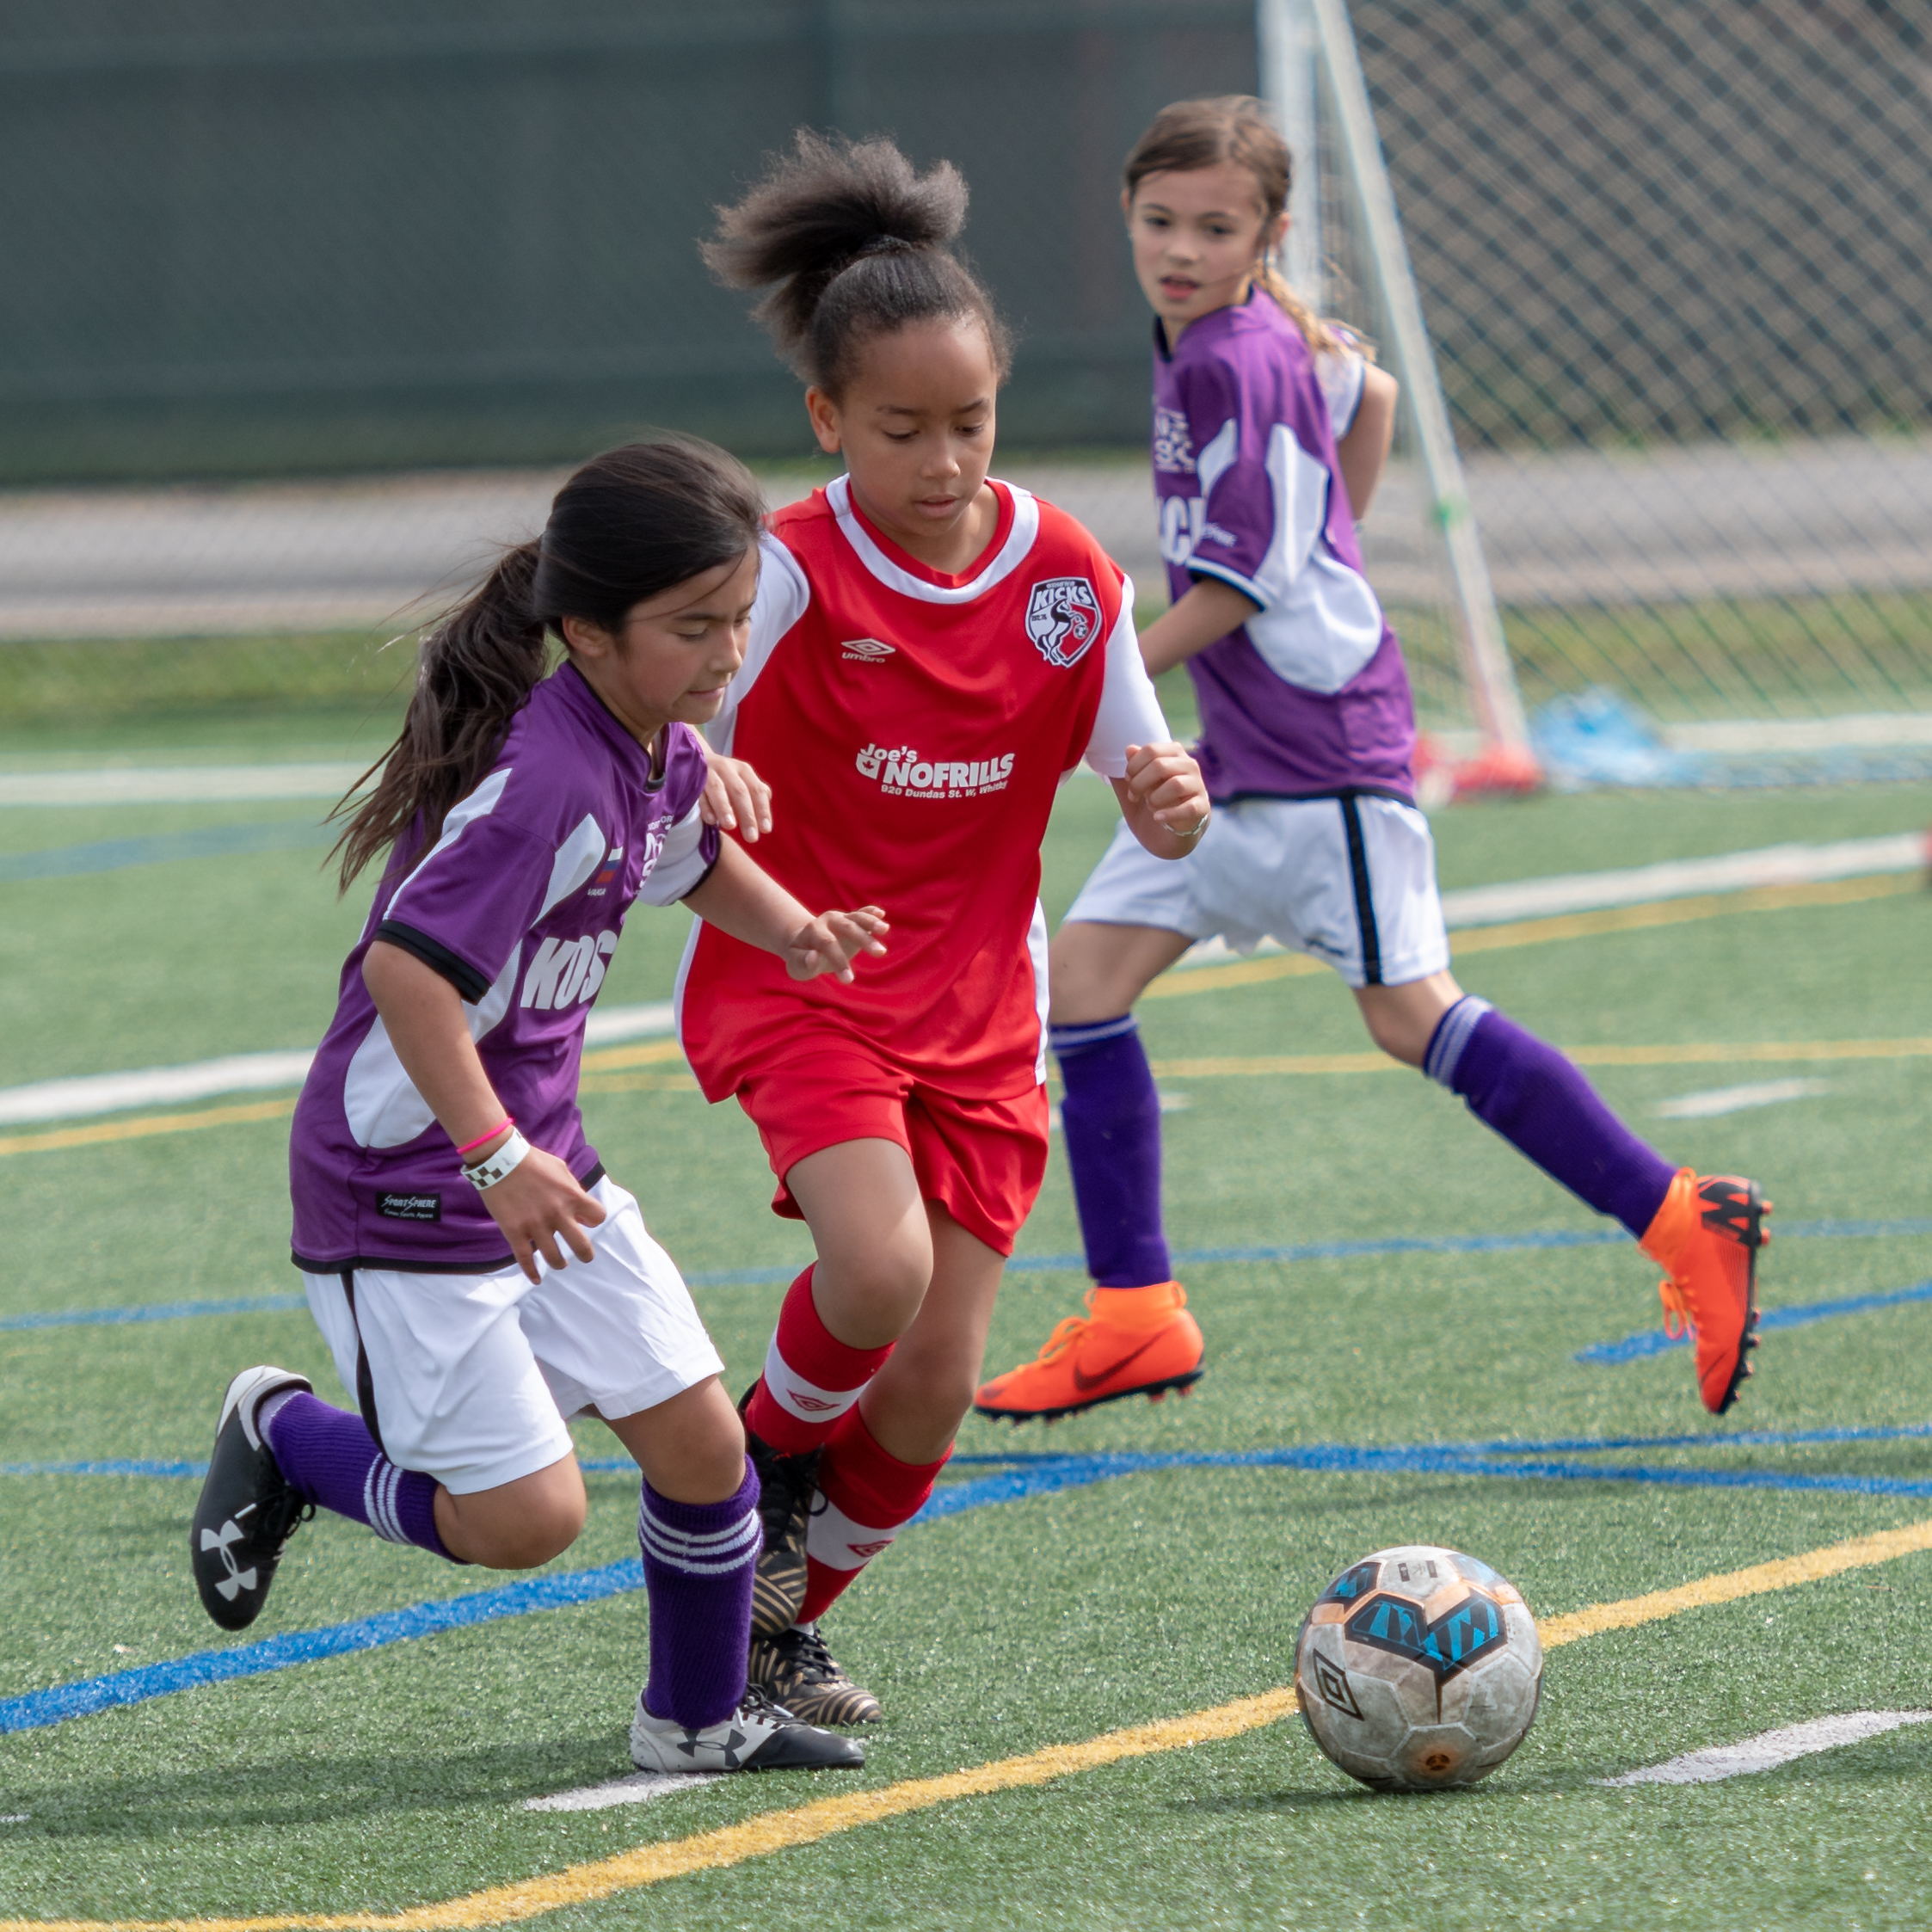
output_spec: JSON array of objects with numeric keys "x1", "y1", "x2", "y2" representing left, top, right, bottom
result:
[
  {"x1": 974, "y1": 1282, "x2": 1204, "y2": 1424},
  {"x1": 1640, "y1": 1170, "x2": 1771, "y2": 1414}
]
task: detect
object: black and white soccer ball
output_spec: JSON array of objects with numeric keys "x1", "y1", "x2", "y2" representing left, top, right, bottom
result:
[{"x1": 1294, "y1": 1544, "x2": 1542, "y2": 1791}]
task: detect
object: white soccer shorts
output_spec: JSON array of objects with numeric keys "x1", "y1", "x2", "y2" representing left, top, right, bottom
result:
[
  {"x1": 1064, "y1": 794, "x2": 1451, "y2": 990},
  {"x1": 301, "y1": 1177, "x2": 725, "y2": 1495}
]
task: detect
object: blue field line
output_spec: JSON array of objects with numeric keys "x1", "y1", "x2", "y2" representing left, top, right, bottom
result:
[
  {"x1": 0, "y1": 822, "x2": 329, "y2": 883},
  {"x1": 1578, "y1": 1276, "x2": 1932, "y2": 1366},
  {"x1": 0, "y1": 1293, "x2": 306, "y2": 1332},
  {"x1": 17, "y1": 1216, "x2": 1932, "y2": 1337},
  {"x1": 12, "y1": 1419, "x2": 1932, "y2": 1733},
  {"x1": 0, "y1": 1560, "x2": 644, "y2": 1736},
  {"x1": 0, "y1": 1458, "x2": 210, "y2": 1480}
]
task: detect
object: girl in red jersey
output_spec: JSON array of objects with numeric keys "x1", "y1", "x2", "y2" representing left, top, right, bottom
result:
[{"x1": 686, "y1": 133, "x2": 1211, "y2": 1724}]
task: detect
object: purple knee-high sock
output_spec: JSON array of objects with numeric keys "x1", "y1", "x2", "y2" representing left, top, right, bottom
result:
[
  {"x1": 638, "y1": 1461, "x2": 759, "y2": 1728},
  {"x1": 1424, "y1": 997, "x2": 1677, "y2": 1238},
  {"x1": 1053, "y1": 1016, "x2": 1173, "y2": 1289},
  {"x1": 261, "y1": 1390, "x2": 453, "y2": 1560}
]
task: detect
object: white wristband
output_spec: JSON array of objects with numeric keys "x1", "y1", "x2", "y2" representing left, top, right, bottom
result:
[{"x1": 464, "y1": 1128, "x2": 532, "y2": 1191}]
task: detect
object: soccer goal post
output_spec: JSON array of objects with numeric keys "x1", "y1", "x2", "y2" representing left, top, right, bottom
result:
[
  {"x1": 1260, "y1": 0, "x2": 1535, "y2": 769},
  {"x1": 1260, "y1": 0, "x2": 1932, "y2": 792}
]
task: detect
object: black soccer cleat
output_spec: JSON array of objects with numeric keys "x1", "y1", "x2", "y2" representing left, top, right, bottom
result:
[
  {"x1": 629, "y1": 1684, "x2": 864, "y2": 1773},
  {"x1": 190, "y1": 1364, "x2": 315, "y2": 1631},
  {"x1": 750, "y1": 1621, "x2": 883, "y2": 1726},
  {"x1": 739, "y1": 1384, "x2": 822, "y2": 1639}
]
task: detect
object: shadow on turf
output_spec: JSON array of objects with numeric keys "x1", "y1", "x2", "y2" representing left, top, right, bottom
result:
[{"x1": 0, "y1": 1732, "x2": 638, "y2": 1838}]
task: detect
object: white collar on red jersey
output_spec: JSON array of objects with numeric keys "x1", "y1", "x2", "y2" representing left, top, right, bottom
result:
[{"x1": 827, "y1": 473, "x2": 1041, "y2": 604}]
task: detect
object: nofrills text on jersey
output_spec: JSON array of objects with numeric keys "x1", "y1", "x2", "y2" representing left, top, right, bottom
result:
[{"x1": 854, "y1": 743, "x2": 1016, "y2": 800}]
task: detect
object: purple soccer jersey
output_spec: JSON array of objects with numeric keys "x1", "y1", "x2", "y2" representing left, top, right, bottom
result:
[
  {"x1": 1152, "y1": 289, "x2": 1417, "y2": 800},
  {"x1": 290, "y1": 664, "x2": 719, "y2": 1272}
]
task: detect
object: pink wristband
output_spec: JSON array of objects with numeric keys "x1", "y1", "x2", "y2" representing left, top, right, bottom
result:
[{"x1": 455, "y1": 1117, "x2": 514, "y2": 1158}]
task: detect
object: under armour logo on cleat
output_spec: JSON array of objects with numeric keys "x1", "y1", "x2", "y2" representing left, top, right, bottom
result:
[{"x1": 200, "y1": 1517, "x2": 258, "y2": 1601}]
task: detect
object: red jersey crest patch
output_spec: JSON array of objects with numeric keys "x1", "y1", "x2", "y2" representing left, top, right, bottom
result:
[{"x1": 1024, "y1": 575, "x2": 1104, "y2": 668}]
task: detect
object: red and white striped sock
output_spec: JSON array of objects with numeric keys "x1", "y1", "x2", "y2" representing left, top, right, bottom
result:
[
  {"x1": 797, "y1": 1405, "x2": 948, "y2": 1622},
  {"x1": 743, "y1": 1265, "x2": 895, "y2": 1456}
]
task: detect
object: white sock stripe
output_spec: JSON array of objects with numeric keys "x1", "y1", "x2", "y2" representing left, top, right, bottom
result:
[
  {"x1": 638, "y1": 1516, "x2": 760, "y2": 1577},
  {"x1": 762, "y1": 1335, "x2": 867, "y2": 1425},
  {"x1": 363, "y1": 1459, "x2": 406, "y2": 1544},
  {"x1": 1424, "y1": 995, "x2": 1493, "y2": 1089},
  {"x1": 803, "y1": 1493, "x2": 903, "y2": 1572},
  {"x1": 634, "y1": 1504, "x2": 761, "y2": 1554}
]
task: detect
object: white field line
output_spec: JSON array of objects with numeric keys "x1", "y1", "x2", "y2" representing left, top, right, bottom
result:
[
  {"x1": 521, "y1": 1770, "x2": 723, "y2": 1813},
  {"x1": 3, "y1": 829, "x2": 1921, "y2": 1124},
  {"x1": 1598, "y1": 1710, "x2": 1932, "y2": 1787},
  {"x1": 1653, "y1": 1078, "x2": 1828, "y2": 1120},
  {"x1": 1174, "y1": 832, "x2": 1926, "y2": 969},
  {"x1": 0, "y1": 764, "x2": 367, "y2": 806},
  {"x1": 0, "y1": 1001, "x2": 674, "y2": 1126},
  {"x1": 1668, "y1": 713, "x2": 1932, "y2": 755}
]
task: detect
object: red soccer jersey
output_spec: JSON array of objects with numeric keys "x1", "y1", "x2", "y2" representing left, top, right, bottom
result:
[{"x1": 677, "y1": 476, "x2": 1167, "y2": 1103}]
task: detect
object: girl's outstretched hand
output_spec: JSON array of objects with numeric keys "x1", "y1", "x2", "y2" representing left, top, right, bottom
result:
[
  {"x1": 699, "y1": 753, "x2": 774, "y2": 842},
  {"x1": 784, "y1": 906, "x2": 889, "y2": 983},
  {"x1": 1124, "y1": 741, "x2": 1211, "y2": 839},
  {"x1": 476, "y1": 1145, "x2": 609, "y2": 1285}
]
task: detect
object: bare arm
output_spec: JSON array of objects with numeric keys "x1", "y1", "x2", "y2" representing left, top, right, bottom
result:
[
  {"x1": 1336, "y1": 363, "x2": 1398, "y2": 520},
  {"x1": 1137, "y1": 577, "x2": 1263, "y2": 677},
  {"x1": 681, "y1": 837, "x2": 888, "y2": 982},
  {"x1": 697, "y1": 746, "x2": 773, "y2": 844},
  {"x1": 1111, "y1": 741, "x2": 1211, "y2": 860},
  {"x1": 362, "y1": 941, "x2": 606, "y2": 1284}
]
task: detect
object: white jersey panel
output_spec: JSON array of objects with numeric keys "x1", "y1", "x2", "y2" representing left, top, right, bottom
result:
[
  {"x1": 1079, "y1": 578, "x2": 1170, "y2": 778},
  {"x1": 709, "y1": 532, "x2": 811, "y2": 759},
  {"x1": 1314, "y1": 345, "x2": 1368, "y2": 440}
]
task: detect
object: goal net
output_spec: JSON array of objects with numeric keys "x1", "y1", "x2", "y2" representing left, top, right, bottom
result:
[{"x1": 1272, "y1": 0, "x2": 1932, "y2": 789}]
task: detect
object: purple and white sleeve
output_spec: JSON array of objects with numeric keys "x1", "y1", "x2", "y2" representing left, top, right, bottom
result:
[{"x1": 1179, "y1": 355, "x2": 1336, "y2": 616}]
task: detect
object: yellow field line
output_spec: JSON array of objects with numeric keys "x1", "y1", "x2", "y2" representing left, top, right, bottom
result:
[
  {"x1": 17, "y1": 1515, "x2": 1932, "y2": 1932},
  {"x1": 0, "y1": 1098, "x2": 292, "y2": 1158},
  {"x1": 576, "y1": 1073, "x2": 699, "y2": 1096},
  {"x1": 578, "y1": 1039, "x2": 685, "y2": 1074},
  {"x1": 1150, "y1": 1037, "x2": 1932, "y2": 1080},
  {"x1": 1142, "y1": 870, "x2": 1922, "y2": 1000}
]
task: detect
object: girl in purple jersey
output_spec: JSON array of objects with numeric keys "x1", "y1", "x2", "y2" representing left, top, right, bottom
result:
[
  {"x1": 189, "y1": 440, "x2": 887, "y2": 1776},
  {"x1": 975, "y1": 96, "x2": 1769, "y2": 1425}
]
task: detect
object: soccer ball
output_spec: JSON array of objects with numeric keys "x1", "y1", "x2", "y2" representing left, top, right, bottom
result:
[{"x1": 1293, "y1": 1544, "x2": 1542, "y2": 1791}]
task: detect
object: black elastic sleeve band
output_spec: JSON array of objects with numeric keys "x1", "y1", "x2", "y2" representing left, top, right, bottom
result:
[{"x1": 373, "y1": 920, "x2": 493, "y2": 1004}]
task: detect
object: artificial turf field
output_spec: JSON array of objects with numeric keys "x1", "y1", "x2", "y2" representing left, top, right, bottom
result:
[{"x1": 4, "y1": 693, "x2": 1932, "y2": 1930}]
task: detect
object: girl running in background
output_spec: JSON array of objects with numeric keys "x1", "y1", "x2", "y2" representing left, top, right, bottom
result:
[
  {"x1": 688, "y1": 133, "x2": 1209, "y2": 1726},
  {"x1": 974, "y1": 95, "x2": 1769, "y2": 1428},
  {"x1": 189, "y1": 440, "x2": 885, "y2": 1776}
]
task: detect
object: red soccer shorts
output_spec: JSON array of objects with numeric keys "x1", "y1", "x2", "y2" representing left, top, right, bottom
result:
[{"x1": 736, "y1": 1046, "x2": 1049, "y2": 1258}]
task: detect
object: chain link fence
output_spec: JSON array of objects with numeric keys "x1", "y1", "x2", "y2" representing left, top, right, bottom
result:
[
  {"x1": 4, "y1": 1, "x2": 1930, "y2": 770},
  {"x1": 1331, "y1": 0, "x2": 1932, "y2": 762}
]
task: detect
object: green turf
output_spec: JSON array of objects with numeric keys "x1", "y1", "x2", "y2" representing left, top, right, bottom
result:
[{"x1": 3, "y1": 717, "x2": 1932, "y2": 1928}]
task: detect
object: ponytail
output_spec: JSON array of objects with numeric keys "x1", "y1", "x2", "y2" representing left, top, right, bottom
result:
[
  {"x1": 705, "y1": 131, "x2": 1012, "y2": 396},
  {"x1": 1124, "y1": 95, "x2": 1351, "y2": 358},
  {"x1": 330, "y1": 437, "x2": 766, "y2": 891},
  {"x1": 331, "y1": 544, "x2": 549, "y2": 891}
]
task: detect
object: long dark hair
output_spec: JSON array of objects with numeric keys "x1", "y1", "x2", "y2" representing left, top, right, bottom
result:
[
  {"x1": 332, "y1": 437, "x2": 764, "y2": 890},
  {"x1": 1124, "y1": 95, "x2": 1343, "y2": 355},
  {"x1": 704, "y1": 130, "x2": 1012, "y2": 395}
]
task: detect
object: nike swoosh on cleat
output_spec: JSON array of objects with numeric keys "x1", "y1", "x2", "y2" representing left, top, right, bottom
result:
[{"x1": 1070, "y1": 1335, "x2": 1170, "y2": 1393}]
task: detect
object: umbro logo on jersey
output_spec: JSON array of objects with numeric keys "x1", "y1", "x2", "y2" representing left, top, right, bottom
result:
[
  {"x1": 856, "y1": 743, "x2": 1015, "y2": 799},
  {"x1": 840, "y1": 637, "x2": 896, "y2": 661},
  {"x1": 1025, "y1": 576, "x2": 1103, "y2": 668}
]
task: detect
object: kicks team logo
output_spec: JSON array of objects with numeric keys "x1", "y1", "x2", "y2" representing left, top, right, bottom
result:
[
  {"x1": 840, "y1": 637, "x2": 896, "y2": 662},
  {"x1": 855, "y1": 743, "x2": 1015, "y2": 798},
  {"x1": 1024, "y1": 576, "x2": 1104, "y2": 668}
]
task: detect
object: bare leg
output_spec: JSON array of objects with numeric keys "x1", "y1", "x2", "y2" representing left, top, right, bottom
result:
[
  {"x1": 1048, "y1": 920, "x2": 1196, "y2": 1024},
  {"x1": 434, "y1": 1454, "x2": 587, "y2": 1568},
  {"x1": 1352, "y1": 969, "x2": 1465, "y2": 1067}
]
